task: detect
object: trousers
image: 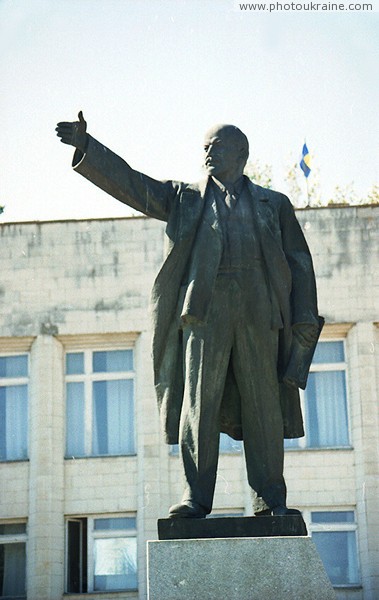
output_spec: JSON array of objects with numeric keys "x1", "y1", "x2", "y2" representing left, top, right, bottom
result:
[{"x1": 179, "y1": 270, "x2": 286, "y2": 512}]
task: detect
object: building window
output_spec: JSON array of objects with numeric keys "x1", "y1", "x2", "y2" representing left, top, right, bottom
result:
[
  {"x1": 66, "y1": 516, "x2": 137, "y2": 593},
  {"x1": 171, "y1": 433, "x2": 242, "y2": 455},
  {"x1": 285, "y1": 340, "x2": 350, "y2": 449},
  {"x1": 219, "y1": 433, "x2": 243, "y2": 453},
  {"x1": 0, "y1": 522, "x2": 27, "y2": 599},
  {"x1": 0, "y1": 355, "x2": 28, "y2": 461},
  {"x1": 309, "y1": 511, "x2": 360, "y2": 587},
  {"x1": 65, "y1": 349, "x2": 135, "y2": 457},
  {"x1": 208, "y1": 509, "x2": 244, "y2": 518}
]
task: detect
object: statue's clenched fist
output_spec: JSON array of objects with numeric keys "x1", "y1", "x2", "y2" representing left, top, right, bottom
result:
[
  {"x1": 56, "y1": 111, "x2": 88, "y2": 153},
  {"x1": 292, "y1": 323, "x2": 319, "y2": 348}
]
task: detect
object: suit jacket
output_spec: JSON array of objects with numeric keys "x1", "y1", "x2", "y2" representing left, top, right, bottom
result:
[{"x1": 73, "y1": 135, "x2": 321, "y2": 443}]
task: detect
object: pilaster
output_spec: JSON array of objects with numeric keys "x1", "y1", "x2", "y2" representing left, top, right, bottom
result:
[{"x1": 28, "y1": 334, "x2": 65, "y2": 600}]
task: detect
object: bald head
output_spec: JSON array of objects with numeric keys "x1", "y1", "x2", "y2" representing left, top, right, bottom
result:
[
  {"x1": 203, "y1": 124, "x2": 249, "y2": 184},
  {"x1": 205, "y1": 124, "x2": 249, "y2": 156}
]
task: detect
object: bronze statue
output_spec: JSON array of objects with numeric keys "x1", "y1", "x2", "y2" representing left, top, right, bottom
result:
[{"x1": 56, "y1": 113, "x2": 322, "y2": 518}]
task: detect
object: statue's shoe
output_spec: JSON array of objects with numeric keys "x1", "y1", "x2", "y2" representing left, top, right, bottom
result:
[
  {"x1": 271, "y1": 505, "x2": 302, "y2": 516},
  {"x1": 168, "y1": 500, "x2": 208, "y2": 519}
]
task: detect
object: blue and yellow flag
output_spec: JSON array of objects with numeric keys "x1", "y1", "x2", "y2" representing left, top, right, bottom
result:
[{"x1": 300, "y1": 143, "x2": 311, "y2": 178}]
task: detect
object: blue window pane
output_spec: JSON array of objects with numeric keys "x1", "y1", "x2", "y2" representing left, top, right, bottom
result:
[
  {"x1": 94, "y1": 518, "x2": 136, "y2": 531},
  {"x1": 94, "y1": 537, "x2": 137, "y2": 591},
  {"x1": 312, "y1": 530, "x2": 359, "y2": 585},
  {"x1": 66, "y1": 352, "x2": 84, "y2": 375},
  {"x1": 0, "y1": 355, "x2": 28, "y2": 378},
  {"x1": 66, "y1": 382, "x2": 85, "y2": 456},
  {"x1": 306, "y1": 371, "x2": 349, "y2": 447},
  {"x1": 92, "y1": 379, "x2": 135, "y2": 455},
  {"x1": 284, "y1": 438, "x2": 300, "y2": 449},
  {"x1": 0, "y1": 385, "x2": 28, "y2": 460},
  {"x1": 171, "y1": 435, "x2": 243, "y2": 455},
  {"x1": 312, "y1": 511, "x2": 355, "y2": 524},
  {"x1": 0, "y1": 542, "x2": 26, "y2": 596},
  {"x1": 93, "y1": 350, "x2": 133, "y2": 373},
  {"x1": 312, "y1": 341, "x2": 344, "y2": 364},
  {"x1": 0, "y1": 523, "x2": 26, "y2": 535}
]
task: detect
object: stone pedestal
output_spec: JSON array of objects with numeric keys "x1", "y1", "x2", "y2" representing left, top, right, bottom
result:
[{"x1": 147, "y1": 536, "x2": 336, "y2": 600}]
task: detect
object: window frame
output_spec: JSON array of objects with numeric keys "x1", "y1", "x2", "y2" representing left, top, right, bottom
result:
[
  {"x1": 303, "y1": 508, "x2": 361, "y2": 589},
  {"x1": 285, "y1": 337, "x2": 351, "y2": 450},
  {"x1": 65, "y1": 346, "x2": 136, "y2": 458},
  {"x1": 0, "y1": 352, "x2": 29, "y2": 462},
  {"x1": 65, "y1": 514, "x2": 138, "y2": 594},
  {"x1": 0, "y1": 520, "x2": 28, "y2": 599}
]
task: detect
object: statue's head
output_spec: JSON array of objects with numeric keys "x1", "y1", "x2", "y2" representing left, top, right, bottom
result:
[{"x1": 203, "y1": 124, "x2": 249, "y2": 184}]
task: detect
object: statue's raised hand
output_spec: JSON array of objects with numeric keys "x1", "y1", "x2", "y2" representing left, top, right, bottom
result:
[{"x1": 56, "y1": 111, "x2": 88, "y2": 153}]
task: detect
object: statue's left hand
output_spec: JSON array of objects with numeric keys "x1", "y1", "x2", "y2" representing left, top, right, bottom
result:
[{"x1": 56, "y1": 111, "x2": 88, "y2": 153}]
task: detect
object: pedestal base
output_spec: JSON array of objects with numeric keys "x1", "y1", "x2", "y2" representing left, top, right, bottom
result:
[
  {"x1": 147, "y1": 536, "x2": 336, "y2": 600},
  {"x1": 158, "y1": 514, "x2": 307, "y2": 540}
]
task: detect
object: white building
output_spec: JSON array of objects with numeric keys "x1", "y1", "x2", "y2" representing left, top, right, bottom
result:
[{"x1": 0, "y1": 204, "x2": 378, "y2": 600}]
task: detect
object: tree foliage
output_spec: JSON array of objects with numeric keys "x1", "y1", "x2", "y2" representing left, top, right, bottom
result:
[
  {"x1": 244, "y1": 160, "x2": 273, "y2": 190},
  {"x1": 244, "y1": 159, "x2": 378, "y2": 207}
]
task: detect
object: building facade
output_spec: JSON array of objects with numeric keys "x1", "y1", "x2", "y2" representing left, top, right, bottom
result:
[{"x1": 0, "y1": 205, "x2": 378, "y2": 600}]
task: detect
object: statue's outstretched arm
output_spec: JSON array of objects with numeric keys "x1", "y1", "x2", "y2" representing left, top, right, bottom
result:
[{"x1": 56, "y1": 112, "x2": 176, "y2": 222}]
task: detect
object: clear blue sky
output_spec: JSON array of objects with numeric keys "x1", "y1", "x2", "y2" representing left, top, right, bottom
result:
[{"x1": 1, "y1": 0, "x2": 378, "y2": 222}]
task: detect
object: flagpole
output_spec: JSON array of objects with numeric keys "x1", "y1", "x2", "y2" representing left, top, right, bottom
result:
[
  {"x1": 300, "y1": 139, "x2": 311, "y2": 207},
  {"x1": 304, "y1": 137, "x2": 309, "y2": 207}
]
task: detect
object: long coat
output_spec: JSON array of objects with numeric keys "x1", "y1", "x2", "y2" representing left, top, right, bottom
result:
[{"x1": 73, "y1": 136, "x2": 320, "y2": 443}]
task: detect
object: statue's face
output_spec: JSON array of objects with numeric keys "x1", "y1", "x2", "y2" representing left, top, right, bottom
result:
[{"x1": 203, "y1": 126, "x2": 246, "y2": 183}]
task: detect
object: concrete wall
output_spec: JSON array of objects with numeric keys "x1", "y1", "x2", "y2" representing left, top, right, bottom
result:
[{"x1": 0, "y1": 205, "x2": 378, "y2": 599}]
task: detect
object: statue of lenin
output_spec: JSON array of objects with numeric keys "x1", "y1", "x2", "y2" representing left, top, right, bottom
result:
[{"x1": 56, "y1": 112, "x2": 322, "y2": 518}]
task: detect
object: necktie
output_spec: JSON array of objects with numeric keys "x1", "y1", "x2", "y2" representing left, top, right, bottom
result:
[{"x1": 225, "y1": 188, "x2": 237, "y2": 210}]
